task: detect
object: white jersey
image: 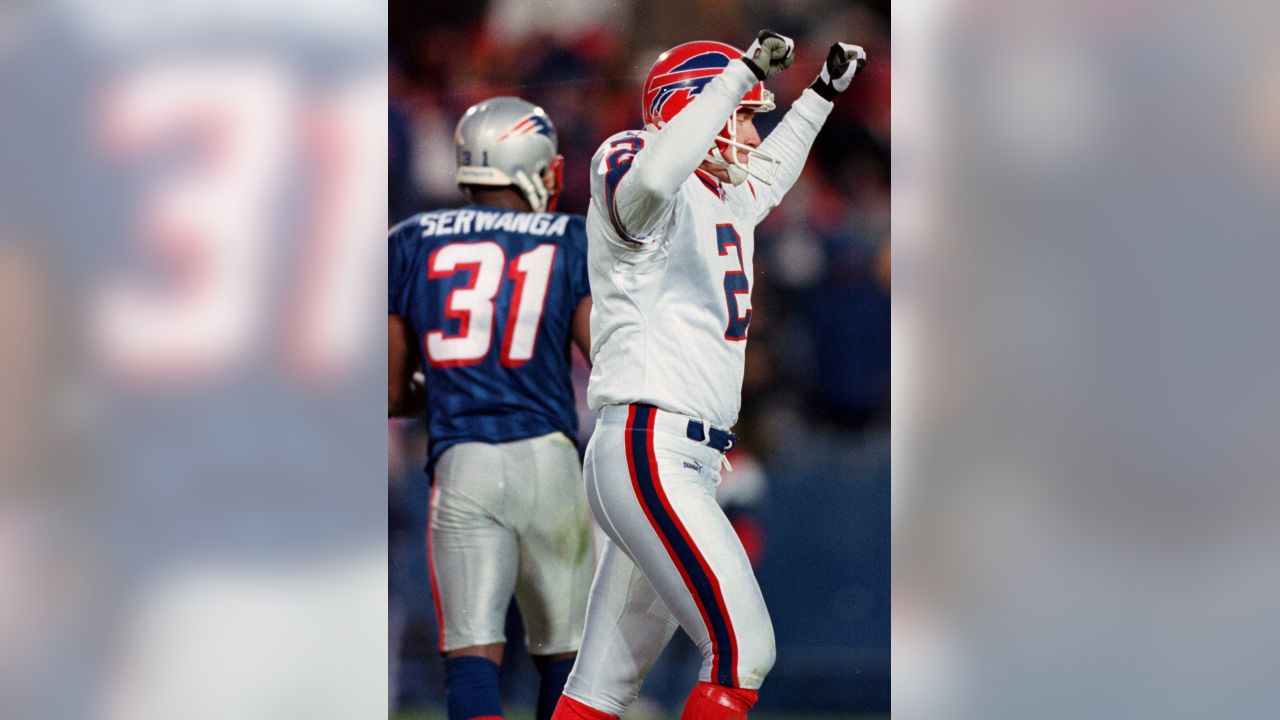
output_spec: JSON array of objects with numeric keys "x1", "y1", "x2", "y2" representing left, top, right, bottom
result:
[{"x1": 585, "y1": 59, "x2": 834, "y2": 428}]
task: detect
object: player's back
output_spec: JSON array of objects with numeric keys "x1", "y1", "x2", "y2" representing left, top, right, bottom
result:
[{"x1": 388, "y1": 205, "x2": 590, "y2": 466}]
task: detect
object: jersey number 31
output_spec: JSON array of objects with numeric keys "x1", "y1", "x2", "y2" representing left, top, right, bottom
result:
[{"x1": 425, "y1": 241, "x2": 557, "y2": 367}]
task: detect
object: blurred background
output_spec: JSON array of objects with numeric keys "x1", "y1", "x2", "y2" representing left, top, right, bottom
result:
[
  {"x1": 0, "y1": 1, "x2": 387, "y2": 718},
  {"x1": 388, "y1": 0, "x2": 891, "y2": 718},
  {"x1": 4, "y1": 0, "x2": 1279, "y2": 718},
  {"x1": 892, "y1": 0, "x2": 1280, "y2": 718}
]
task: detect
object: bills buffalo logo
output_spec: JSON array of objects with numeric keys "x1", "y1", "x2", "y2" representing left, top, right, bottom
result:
[
  {"x1": 497, "y1": 114, "x2": 553, "y2": 142},
  {"x1": 646, "y1": 51, "x2": 732, "y2": 120}
]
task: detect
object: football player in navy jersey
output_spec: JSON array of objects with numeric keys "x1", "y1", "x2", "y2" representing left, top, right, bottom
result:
[{"x1": 388, "y1": 97, "x2": 593, "y2": 720}]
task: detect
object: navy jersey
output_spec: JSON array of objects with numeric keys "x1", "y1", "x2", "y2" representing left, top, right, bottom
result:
[{"x1": 389, "y1": 205, "x2": 591, "y2": 467}]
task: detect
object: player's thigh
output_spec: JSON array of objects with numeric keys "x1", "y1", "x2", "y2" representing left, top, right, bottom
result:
[
  {"x1": 511, "y1": 432, "x2": 594, "y2": 654},
  {"x1": 581, "y1": 416, "x2": 637, "y2": 547},
  {"x1": 587, "y1": 417, "x2": 773, "y2": 688},
  {"x1": 431, "y1": 442, "x2": 519, "y2": 651},
  {"x1": 641, "y1": 452, "x2": 775, "y2": 688},
  {"x1": 562, "y1": 535, "x2": 680, "y2": 717}
]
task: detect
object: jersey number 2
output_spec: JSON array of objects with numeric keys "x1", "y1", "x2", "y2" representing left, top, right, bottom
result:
[
  {"x1": 425, "y1": 242, "x2": 557, "y2": 367},
  {"x1": 717, "y1": 224, "x2": 751, "y2": 340}
]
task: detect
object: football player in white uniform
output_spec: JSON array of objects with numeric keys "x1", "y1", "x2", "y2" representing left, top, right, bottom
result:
[{"x1": 550, "y1": 30, "x2": 867, "y2": 720}]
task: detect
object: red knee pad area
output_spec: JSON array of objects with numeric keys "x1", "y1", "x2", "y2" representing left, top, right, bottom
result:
[
  {"x1": 681, "y1": 682, "x2": 759, "y2": 720},
  {"x1": 550, "y1": 695, "x2": 619, "y2": 720}
]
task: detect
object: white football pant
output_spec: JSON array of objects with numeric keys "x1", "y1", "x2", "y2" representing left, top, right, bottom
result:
[{"x1": 563, "y1": 404, "x2": 775, "y2": 716}]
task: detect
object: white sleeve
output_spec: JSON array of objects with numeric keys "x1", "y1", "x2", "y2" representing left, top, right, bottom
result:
[
  {"x1": 750, "y1": 88, "x2": 834, "y2": 223},
  {"x1": 598, "y1": 61, "x2": 759, "y2": 244}
]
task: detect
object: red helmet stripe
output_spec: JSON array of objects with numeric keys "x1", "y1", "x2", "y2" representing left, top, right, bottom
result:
[{"x1": 497, "y1": 117, "x2": 536, "y2": 142}]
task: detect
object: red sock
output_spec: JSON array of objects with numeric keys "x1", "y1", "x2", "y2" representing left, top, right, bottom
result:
[
  {"x1": 681, "y1": 682, "x2": 759, "y2": 720},
  {"x1": 550, "y1": 695, "x2": 618, "y2": 720}
]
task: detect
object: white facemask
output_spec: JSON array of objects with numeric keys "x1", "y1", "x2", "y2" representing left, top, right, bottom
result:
[{"x1": 704, "y1": 110, "x2": 781, "y2": 186}]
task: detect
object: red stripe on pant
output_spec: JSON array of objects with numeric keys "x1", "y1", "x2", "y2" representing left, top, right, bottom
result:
[
  {"x1": 426, "y1": 481, "x2": 446, "y2": 652},
  {"x1": 624, "y1": 404, "x2": 740, "y2": 687}
]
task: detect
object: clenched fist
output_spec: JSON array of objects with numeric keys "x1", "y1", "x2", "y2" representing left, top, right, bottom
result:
[
  {"x1": 741, "y1": 30, "x2": 795, "y2": 81},
  {"x1": 810, "y1": 42, "x2": 867, "y2": 101}
]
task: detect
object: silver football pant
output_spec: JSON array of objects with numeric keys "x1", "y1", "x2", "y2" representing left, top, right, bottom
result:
[{"x1": 428, "y1": 431, "x2": 594, "y2": 654}]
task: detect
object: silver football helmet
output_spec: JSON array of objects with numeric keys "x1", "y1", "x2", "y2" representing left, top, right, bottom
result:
[{"x1": 454, "y1": 96, "x2": 563, "y2": 212}]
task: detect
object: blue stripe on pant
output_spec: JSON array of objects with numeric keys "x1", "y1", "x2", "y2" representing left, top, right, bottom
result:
[{"x1": 627, "y1": 404, "x2": 737, "y2": 687}]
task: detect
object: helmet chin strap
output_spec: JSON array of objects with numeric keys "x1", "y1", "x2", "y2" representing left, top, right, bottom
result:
[{"x1": 707, "y1": 145, "x2": 749, "y2": 186}]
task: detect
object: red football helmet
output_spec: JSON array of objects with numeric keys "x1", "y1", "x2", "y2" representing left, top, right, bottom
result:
[{"x1": 642, "y1": 40, "x2": 780, "y2": 185}]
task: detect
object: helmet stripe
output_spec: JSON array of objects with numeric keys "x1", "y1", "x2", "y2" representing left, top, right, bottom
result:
[
  {"x1": 669, "y1": 53, "x2": 731, "y2": 72},
  {"x1": 646, "y1": 67, "x2": 725, "y2": 92},
  {"x1": 497, "y1": 115, "x2": 553, "y2": 142}
]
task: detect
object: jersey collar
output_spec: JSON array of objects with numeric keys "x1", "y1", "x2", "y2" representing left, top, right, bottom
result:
[{"x1": 694, "y1": 168, "x2": 725, "y2": 201}]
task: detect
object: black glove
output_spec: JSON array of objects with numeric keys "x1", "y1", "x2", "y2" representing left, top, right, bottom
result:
[{"x1": 810, "y1": 42, "x2": 867, "y2": 101}]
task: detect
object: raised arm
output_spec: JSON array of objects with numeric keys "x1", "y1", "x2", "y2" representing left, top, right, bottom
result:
[
  {"x1": 752, "y1": 43, "x2": 868, "y2": 222},
  {"x1": 600, "y1": 31, "x2": 797, "y2": 243},
  {"x1": 751, "y1": 90, "x2": 833, "y2": 219}
]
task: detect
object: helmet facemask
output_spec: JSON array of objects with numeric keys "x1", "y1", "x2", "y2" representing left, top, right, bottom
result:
[
  {"x1": 509, "y1": 154, "x2": 564, "y2": 213},
  {"x1": 704, "y1": 90, "x2": 781, "y2": 186}
]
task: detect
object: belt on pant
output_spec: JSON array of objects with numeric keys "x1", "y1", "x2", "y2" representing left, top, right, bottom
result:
[
  {"x1": 622, "y1": 403, "x2": 737, "y2": 454},
  {"x1": 684, "y1": 417, "x2": 737, "y2": 453}
]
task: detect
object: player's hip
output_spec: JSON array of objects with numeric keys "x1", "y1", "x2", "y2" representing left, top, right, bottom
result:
[
  {"x1": 586, "y1": 404, "x2": 733, "y2": 490},
  {"x1": 587, "y1": 375, "x2": 743, "y2": 429},
  {"x1": 595, "y1": 403, "x2": 735, "y2": 448},
  {"x1": 426, "y1": 400, "x2": 579, "y2": 465},
  {"x1": 433, "y1": 431, "x2": 585, "y2": 525}
]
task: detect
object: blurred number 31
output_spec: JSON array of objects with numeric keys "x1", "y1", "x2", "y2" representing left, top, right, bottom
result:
[{"x1": 93, "y1": 60, "x2": 382, "y2": 385}]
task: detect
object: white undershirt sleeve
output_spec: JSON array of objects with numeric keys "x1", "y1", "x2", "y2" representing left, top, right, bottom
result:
[{"x1": 751, "y1": 88, "x2": 834, "y2": 223}]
